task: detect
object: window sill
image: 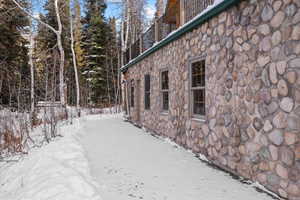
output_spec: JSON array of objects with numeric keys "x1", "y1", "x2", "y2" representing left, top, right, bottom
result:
[
  {"x1": 160, "y1": 111, "x2": 169, "y2": 115},
  {"x1": 191, "y1": 116, "x2": 206, "y2": 122}
]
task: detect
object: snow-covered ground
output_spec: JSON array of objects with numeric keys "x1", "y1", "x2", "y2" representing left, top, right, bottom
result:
[
  {"x1": 0, "y1": 118, "x2": 102, "y2": 200},
  {"x1": 0, "y1": 114, "x2": 277, "y2": 200},
  {"x1": 80, "y1": 115, "x2": 276, "y2": 200}
]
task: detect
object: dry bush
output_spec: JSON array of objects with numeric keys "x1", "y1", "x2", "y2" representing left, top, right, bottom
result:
[
  {"x1": 0, "y1": 106, "x2": 69, "y2": 156},
  {"x1": 0, "y1": 110, "x2": 29, "y2": 155},
  {"x1": 40, "y1": 106, "x2": 69, "y2": 143}
]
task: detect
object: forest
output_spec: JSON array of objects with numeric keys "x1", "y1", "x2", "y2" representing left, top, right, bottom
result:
[
  {"x1": 0, "y1": 0, "x2": 151, "y2": 154},
  {"x1": 0, "y1": 0, "x2": 120, "y2": 110}
]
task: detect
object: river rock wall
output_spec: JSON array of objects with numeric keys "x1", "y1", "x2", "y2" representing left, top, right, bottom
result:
[{"x1": 124, "y1": 0, "x2": 300, "y2": 199}]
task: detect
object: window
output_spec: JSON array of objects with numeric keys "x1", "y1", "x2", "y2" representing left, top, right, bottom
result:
[
  {"x1": 144, "y1": 74, "x2": 151, "y2": 110},
  {"x1": 161, "y1": 70, "x2": 169, "y2": 111},
  {"x1": 130, "y1": 80, "x2": 134, "y2": 107},
  {"x1": 190, "y1": 60, "x2": 205, "y2": 117}
]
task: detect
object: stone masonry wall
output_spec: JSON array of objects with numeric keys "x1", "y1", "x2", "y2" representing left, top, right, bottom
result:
[{"x1": 124, "y1": 0, "x2": 300, "y2": 199}]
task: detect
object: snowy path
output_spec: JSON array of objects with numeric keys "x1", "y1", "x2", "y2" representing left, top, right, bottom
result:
[
  {"x1": 0, "y1": 119, "x2": 102, "y2": 200},
  {"x1": 80, "y1": 115, "x2": 275, "y2": 200}
]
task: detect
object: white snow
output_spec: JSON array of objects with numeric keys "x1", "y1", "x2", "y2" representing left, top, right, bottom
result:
[
  {"x1": 80, "y1": 115, "x2": 276, "y2": 200},
  {"x1": 0, "y1": 113, "x2": 278, "y2": 200},
  {"x1": 0, "y1": 118, "x2": 102, "y2": 200}
]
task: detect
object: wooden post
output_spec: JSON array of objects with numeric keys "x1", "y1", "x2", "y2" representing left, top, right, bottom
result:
[
  {"x1": 154, "y1": 19, "x2": 159, "y2": 42},
  {"x1": 139, "y1": 34, "x2": 143, "y2": 54},
  {"x1": 180, "y1": 0, "x2": 185, "y2": 26},
  {"x1": 129, "y1": 46, "x2": 132, "y2": 61}
]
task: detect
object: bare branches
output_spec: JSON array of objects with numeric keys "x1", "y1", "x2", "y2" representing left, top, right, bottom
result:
[
  {"x1": 54, "y1": 0, "x2": 62, "y2": 35},
  {"x1": 11, "y1": 0, "x2": 58, "y2": 34},
  {"x1": 12, "y1": 0, "x2": 66, "y2": 106},
  {"x1": 0, "y1": 6, "x2": 18, "y2": 18}
]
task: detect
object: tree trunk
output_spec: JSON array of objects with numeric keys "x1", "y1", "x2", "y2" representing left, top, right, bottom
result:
[
  {"x1": 115, "y1": 48, "x2": 121, "y2": 112},
  {"x1": 45, "y1": 64, "x2": 48, "y2": 101},
  {"x1": 29, "y1": 28, "x2": 35, "y2": 118},
  {"x1": 12, "y1": 0, "x2": 66, "y2": 106},
  {"x1": 105, "y1": 49, "x2": 111, "y2": 109},
  {"x1": 70, "y1": 4, "x2": 81, "y2": 116},
  {"x1": 0, "y1": 74, "x2": 3, "y2": 94},
  {"x1": 54, "y1": 0, "x2": 66, "y2": 106}
]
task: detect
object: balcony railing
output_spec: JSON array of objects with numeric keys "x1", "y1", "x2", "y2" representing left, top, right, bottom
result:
[
  {"x1": 184, "y1": 0, "x2": 214, "y2": 22},
  {"x1": 157, "y1": 16, "x2": 177, "y2": 42},
  {"x1": 123, "y1": 0, "x2": 214, "y2": 66}
]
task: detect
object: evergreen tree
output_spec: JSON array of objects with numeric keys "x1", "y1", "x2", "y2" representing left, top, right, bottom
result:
[
  {"x1": 82, "y1": 0, "x2": 111, "y2": 105},
  {"x1": 0, "y1": 0, "x2": 30, "y2": 107}
]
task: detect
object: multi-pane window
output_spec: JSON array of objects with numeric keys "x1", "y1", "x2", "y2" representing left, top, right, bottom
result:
[
  {"x1": 130, "y1": 80, "x2": 134, "y2": 107},
  {"x1": 161, "y1": 70, "x2": 169, "y2": 111},
  {"x1": 144, "y1": 74, "x2": 151, "y2": 110},
  {"x1": 191, "y1": 60, "x2": 205, "y2": 117}
]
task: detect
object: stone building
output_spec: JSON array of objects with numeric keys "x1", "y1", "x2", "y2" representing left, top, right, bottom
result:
[{"x1": 121, "y1": 0, "x2": 300, "y2": 199}]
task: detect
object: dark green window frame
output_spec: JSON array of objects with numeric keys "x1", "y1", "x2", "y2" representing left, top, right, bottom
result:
[
  {"x1": 144, "y1": 74, "x2": 151, "y2": 110},
  {"x1": 130, "y1": 80, "x2": 134, "y2": 107},
  {"x1": 160, "y1": 70, "x2": 169, "y2": 111}
]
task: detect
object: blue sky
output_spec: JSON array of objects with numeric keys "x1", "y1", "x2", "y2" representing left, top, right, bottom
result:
[
  {"x1": 105, "y1": 0, "x2": 156, "y2": 20},
  {"x1": 32, "y1": 0, "x2": 156, "y2": 22}
]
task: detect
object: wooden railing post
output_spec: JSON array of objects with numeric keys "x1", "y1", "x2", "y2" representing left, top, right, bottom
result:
[
  {"x1": 180, "y1": 0, "x2": 185, "y2": 26},
  {"x1": 123, "y1": 51, "x2": 127, "y2": 65},
  {"x1": 139, "y1": 34, "x2": 143, "y2": 54},
  {"x1": 129, "y1": 46, "x2": 132, "y2": 61},
  {"x1": 154, "y1": 18, "x2": 159, "y2": 42}
]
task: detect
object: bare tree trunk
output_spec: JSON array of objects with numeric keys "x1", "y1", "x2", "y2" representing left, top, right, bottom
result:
[
  {"x1": 121, "y1": 0, "x2": 131, "y2": 115},
  {"x1": 8, "y1": 83, "x2": 11, "y2": 107},
  {"x1": 116, "y1": 50, "x2": 121, "y2": 112},
  {"x1": 110, "y1": 50, "x2": 117, "y2": 107},
  {"x1": 54, "y1": 0, "x2": 65, "y2": 106},
  {"x1": 105, "y1": 50, "x2": 111, "y2": 109},
  {"x1": 12, "y1": 0, "x2": 66, "y2": 106},
  {"x1": 29, "y1": 26, "x2": 35, "y2": 120},
  {"x1": 0, "y1": 74, "x2": 3, "y2": 94},
  {"x1": 69, "y1": 3, "x2": 81, "y2": 116},
  {"x1": 121, "y1": 0, "x2": 130, "y2": 54},
  {"x1": 53, "y1": 53, "x2": 57, "y2": 101},
  {"x1": 45, "y1": 63, "x2": 49, "y2": 101},
  {"x1": 17, "y1": 74, "x2": 21, "y2": 111}
]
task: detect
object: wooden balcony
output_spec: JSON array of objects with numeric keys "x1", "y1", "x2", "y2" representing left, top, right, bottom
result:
[
  {"x1": 123, "y1": 0, "x2": 215, "y2": 66},
  {"x1": 184, "y1": 0, "x2": 214, "y2": 22}
]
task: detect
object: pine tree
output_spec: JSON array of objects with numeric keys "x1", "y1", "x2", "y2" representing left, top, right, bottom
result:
[
  {"x1": 82, "y1": 0, "x2": 111, "y2": 105},
  {"x1": 0, "y1": 0, "x2": 30, "y2": 107}
]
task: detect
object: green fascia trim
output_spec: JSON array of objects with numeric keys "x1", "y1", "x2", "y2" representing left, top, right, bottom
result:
[{"x1": 121, "y1": 0, "x2": 241, "y2": 73}]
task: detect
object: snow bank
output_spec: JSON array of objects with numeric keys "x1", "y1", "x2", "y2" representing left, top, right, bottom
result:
[{"x1": 0, "y1": 118, "x2": 102, "y2": 200}]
